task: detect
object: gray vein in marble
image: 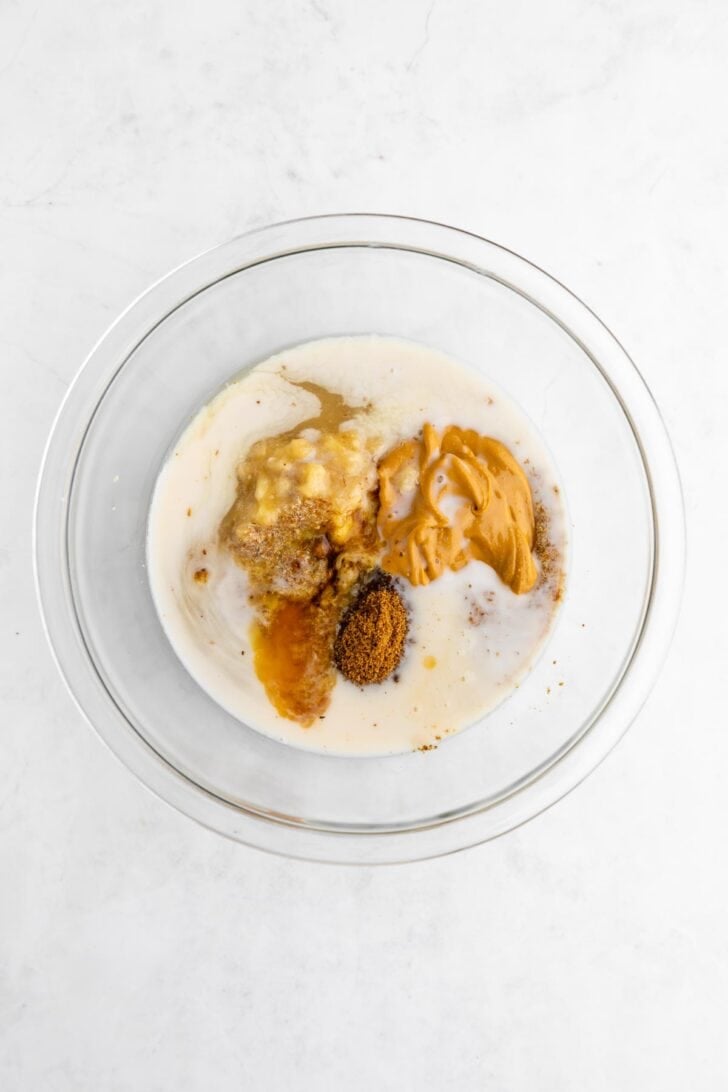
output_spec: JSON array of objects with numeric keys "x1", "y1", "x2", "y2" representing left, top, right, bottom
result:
[
  {"x1": 406, "y1": 0, "x2": 436, "y2": 71},
  {"x1": 0, "y1": 5, "x2": 38, "y2": 80}
]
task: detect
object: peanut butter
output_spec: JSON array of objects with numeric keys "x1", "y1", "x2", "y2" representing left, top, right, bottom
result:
[{"x1": 377, "y1": 424, "x2": 537, "y2": 594}]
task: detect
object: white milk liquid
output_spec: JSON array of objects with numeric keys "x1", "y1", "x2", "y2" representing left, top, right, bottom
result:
[{"x1": 147, "y1": 336, "x2": 567, "y2": 755}]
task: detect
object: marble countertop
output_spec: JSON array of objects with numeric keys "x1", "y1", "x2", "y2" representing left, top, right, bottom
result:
[{"x1": 2, "y1": 1, "x2": 726, "y2": 1088}]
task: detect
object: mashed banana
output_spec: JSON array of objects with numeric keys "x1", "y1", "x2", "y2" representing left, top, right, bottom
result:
[{"x1": 220, "y1": 426, "x2": 379, "y2": 603}]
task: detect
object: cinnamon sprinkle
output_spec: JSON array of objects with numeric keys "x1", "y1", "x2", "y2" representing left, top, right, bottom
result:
[{"x1": 534, "y1": 501, "x2": 563, "y2": 601}]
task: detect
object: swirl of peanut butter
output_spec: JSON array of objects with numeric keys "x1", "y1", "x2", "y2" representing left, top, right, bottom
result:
[{"x1": 377, "y1": 424, "x2": 537, "y2": 594}]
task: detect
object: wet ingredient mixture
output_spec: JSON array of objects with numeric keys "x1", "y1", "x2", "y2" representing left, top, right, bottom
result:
[
  {"x1": 221, "y1": 408, "x2": 546, "y2": 724},
  {"x1": 147, "y1": 336, "x2": 568, "y2": 756}
]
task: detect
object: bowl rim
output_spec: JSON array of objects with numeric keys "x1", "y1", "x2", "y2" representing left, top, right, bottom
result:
[{"x1": 34, "y1": 213, "x2": 686, "y2": 864}]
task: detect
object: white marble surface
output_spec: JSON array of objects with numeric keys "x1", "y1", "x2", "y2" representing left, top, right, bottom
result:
[{"x1": 1, "y1": 1, "x2": 726, "y2": 1087}]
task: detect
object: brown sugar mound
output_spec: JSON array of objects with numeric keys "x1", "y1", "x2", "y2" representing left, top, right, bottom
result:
[{"x1": 334, "y1": 574, "x2": 408, "y2": 685}]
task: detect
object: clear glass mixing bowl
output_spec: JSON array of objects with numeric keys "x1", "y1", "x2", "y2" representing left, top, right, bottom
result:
[{"x1": 34, "y1": 215, "x2": 684, "y2": 863}]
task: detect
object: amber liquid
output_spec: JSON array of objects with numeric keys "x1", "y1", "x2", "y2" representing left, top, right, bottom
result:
[
  {"x1": 250, "y1": 600, "x2": 336, "y2": 727},
  {"x1": 275, "y1": 380, "x2": 367, "y2": 439}
]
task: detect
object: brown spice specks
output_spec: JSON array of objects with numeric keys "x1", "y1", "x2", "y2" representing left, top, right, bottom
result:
[
  {"x1": 468, "y1": 602, "x2": 487, "y2": 626},
  {"x1": 534, "y1": 501, "x2": 563, "y2": 601}
]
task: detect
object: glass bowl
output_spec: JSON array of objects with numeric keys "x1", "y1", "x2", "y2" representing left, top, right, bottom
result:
[{"x1": 34, "y1": 214, "x2": 684, "y2": 864}]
